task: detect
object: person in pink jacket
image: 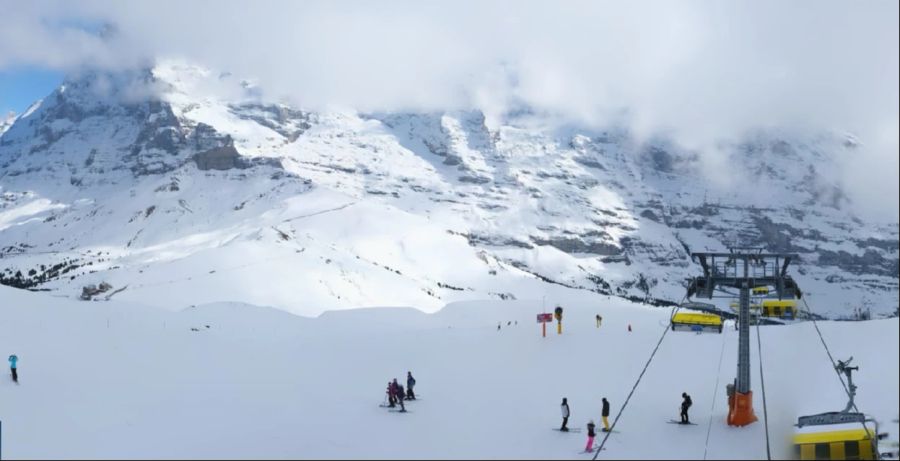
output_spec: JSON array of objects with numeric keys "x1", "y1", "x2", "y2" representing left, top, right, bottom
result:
[{"x1": 585, "y1": 420, "x2": 597, "y2": 452}]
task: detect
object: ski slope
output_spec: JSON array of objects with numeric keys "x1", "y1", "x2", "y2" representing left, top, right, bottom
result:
[{"x1": 0, "y1": 285, "x2": 897, "y2": 459}]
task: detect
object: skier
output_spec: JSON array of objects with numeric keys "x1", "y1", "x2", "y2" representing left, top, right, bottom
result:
[
  {"x1": 680, "y1": 392, "x2": 693, "y2": 424},
  {"x1": 596, "y1": 314, "x2": 602, "y2": 328},
  {"x1": 601, "y1": 397, "x2": 611, "y2": 431},
  {"x1": 396, "y1": 383, "x2": 407, "y2": 413},
  {"x1": 497, "y1": 322, "x2": 501, "y2": 331},
  {"x1": 585, "y1": 420, "x2": 597, "y2": 452},
  {"x1": 8, "y1": 354, "x2": 17, "y2": 383},
  {"x1": 406, "y1": 371, "x2": 416, "y2": 400},
  {"x1": 560, "y1": 398, "x2": 571, "y2": 431},
  {"x1": 627, "y1": 324, "x2": 632, "y2": 332},
  {"x1": 387, "y1": 381, "x2": 396, "y2": 407},
  {"x1": 391, "y1": 379, "x2": 402, "y2": 407}
]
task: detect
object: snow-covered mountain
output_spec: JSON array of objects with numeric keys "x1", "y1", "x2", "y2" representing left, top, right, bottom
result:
[
  {"x1": 0, "y1": 61, "x2": 897, "y2": 317},
  {"x1": 0, "y1": 111, "x2": 15, "y2": 136}
]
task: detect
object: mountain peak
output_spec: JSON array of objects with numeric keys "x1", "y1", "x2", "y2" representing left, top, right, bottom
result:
[{"x1": 0, "y1": 61, "x2": 896, "y2": 318}]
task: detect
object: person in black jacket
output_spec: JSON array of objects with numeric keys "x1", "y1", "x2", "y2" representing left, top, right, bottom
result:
[
  {"x1": 560, "y1": 398, "x2": 571, "y2": 431},
  {"x1": 397, "y1": 384, "x2": 406, "y2": 412},
  {"x1": 681, "y1": 392, "x2": 693, "y2": 423},
  {"x1": 601, "y1": 397, "x2": 611, "y2": 431}
]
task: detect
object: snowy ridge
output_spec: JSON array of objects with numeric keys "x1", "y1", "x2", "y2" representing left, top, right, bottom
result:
[
  {"x1": 0, "y1": 60, "x2": 897, "y2": 317},
  {"x1": 0, "y1": 111, "x2": 15, "y2": 137}
]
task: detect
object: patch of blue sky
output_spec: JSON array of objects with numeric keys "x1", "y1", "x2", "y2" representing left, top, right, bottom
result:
[{"x1": 0, "y1": 67, "x2": 63, "y2": 115}]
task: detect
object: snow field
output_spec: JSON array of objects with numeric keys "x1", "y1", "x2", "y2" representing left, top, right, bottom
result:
[{"x1": 1, "y1": 285, "x2": 897, "y2": 459}]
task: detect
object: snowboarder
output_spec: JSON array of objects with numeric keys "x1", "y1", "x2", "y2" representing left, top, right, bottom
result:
[
  {"x1": 601, "y1": 397, "x2": 611, "y2": 431},
  {"x1": 8, "y1": 354, "x2": 17, "y2": 383},
  {"x1": 560, "y1": 398, "x2": 571, "y2": 431},
  {"x1": 596, "y1": 315, "x2": 602, "y2": 328},
  {"x1": 680, "y1": 392, "x2": 692, "y2": 424},
  {"x1": 585, "y1": 420, "x2": 597, "y2": 452},
  {"x1": 406, "y1": 371, "x2": 416, "y2": 400}
]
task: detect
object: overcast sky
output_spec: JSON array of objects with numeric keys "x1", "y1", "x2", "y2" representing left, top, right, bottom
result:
[{"x1": 1, "y1": 0, "x2": 897, "y2": 221}]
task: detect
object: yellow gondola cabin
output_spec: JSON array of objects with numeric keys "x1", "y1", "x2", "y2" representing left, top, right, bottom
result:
[
  {"x1": 752, "y1": 286, "x2": 770, "y2": 295},
  {"x1": 761, "y1": 299, "x2": 797, "y2": 319},
  {"x1": 794, "y1": 423, "x2": 877, "y2": 460},
  {"x1": 671, "y1": 312, "x2": 723, "y2": 334}
]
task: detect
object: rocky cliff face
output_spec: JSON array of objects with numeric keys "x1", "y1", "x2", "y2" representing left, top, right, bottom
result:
[{"x1": 0, "y1": 61, "x2": 896, "y2": 317}]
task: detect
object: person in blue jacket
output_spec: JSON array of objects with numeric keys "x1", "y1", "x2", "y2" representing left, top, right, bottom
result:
[
  {"x1": 406, "y1": 371, "x2": 417, "y2": 400},
  {"x1": 9, "y1": 354, "x2": 18, "y2": 383}
]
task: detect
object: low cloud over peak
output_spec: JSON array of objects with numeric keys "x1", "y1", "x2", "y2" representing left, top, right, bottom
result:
[{"x1": 2, "y1": 0, "x2": 898, "y2": 220}]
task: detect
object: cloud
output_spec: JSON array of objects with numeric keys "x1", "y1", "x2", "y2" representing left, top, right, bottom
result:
[{"x1": 1, "y1": 0, "x2": 898, "y2": 220}]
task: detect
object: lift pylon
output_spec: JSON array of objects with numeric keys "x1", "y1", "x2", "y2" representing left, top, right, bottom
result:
[{"x1": 686, "y1": 248, "x2": 800, "y2": 427}]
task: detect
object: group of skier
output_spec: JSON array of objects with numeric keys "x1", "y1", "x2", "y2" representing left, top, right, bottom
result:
[
  {"x1": 560, "y1": 392, "x2": 692, "y2": 452},
  {"x1": 384, "y1": 372, "x2": 416, "y2": 413},
  {"x1": 559, "y1": 397, "x2": 611, "y2": 433}
]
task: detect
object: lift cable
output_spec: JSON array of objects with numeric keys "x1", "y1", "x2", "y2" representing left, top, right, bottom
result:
[
  {"x1": 800, "y1": 297, "x2": 877, "y2": 457},
  {"x1": 756, "y1": 316, "x2": 772, "y2": 460},
  {"x1": 591, "y1": 295, "x2": 685, "y2": 460},
  {"x1": 703, "y1": 323, "x2": 729, "y2": 460}
]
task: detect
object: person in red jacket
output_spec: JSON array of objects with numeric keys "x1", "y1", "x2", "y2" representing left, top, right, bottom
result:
[{"x1": 386, "y1": 381, "x2": 396, "y2": 407}]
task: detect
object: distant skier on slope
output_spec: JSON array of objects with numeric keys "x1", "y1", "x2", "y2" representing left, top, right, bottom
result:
[
  {"x1": 396, "y1": 383, "x2": 407, "y2": 412},
  {"x1": 560, "y1": 398, "x2": 571, "y2": 431},
  {"x1": 8, "y1": 354, "x2": 18, "y2": 383},
  {"x1": 601, "y1": 397, "x2": 611, "y2": 431},
  {"x1": 391, "y1": 379, "x2": 403, "y2": 407},
  {"x1": 406, "y1": 371, "x2": 416, "y2": 400},
  {"x1": 680, "y1": 392, "x2": 693, "y2": 424},
  {"x1": 596, "y1": 315, "x2": 602, "y2": 328},
  {"x1": 585, "y1": 420, "x2": 596, "y2": 452},
  {"x1": 386, "y1": 381, "x2": 396, "y2": 407}
]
